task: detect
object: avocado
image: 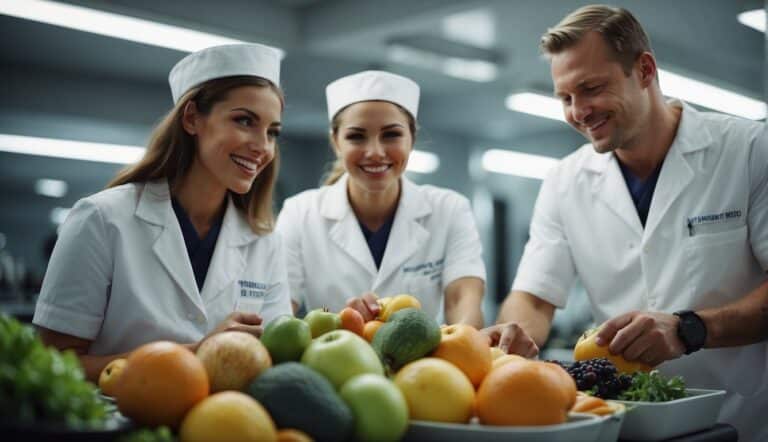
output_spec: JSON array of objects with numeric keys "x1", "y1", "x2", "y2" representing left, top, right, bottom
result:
[
  {"x1": 247, "y1": 363, "x2": 353, "y2": 442},
  {"x1": 372, "y1": 308, "x2": 441, "y2": 373}
]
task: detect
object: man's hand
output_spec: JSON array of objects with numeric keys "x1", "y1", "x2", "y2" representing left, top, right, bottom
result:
[
  {"x1": 345, "y1": 292, "x2": 381, "y2": 322},
  {"x1": 596, "y1": 311, "x2": 685, "y2": 367},
  {"x1": 481, "y1": 323, "x2": 539, "y2": 358}
]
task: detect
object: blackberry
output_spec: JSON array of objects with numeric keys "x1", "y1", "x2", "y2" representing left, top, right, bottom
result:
[{"x1": 553, "y1": 358, "x2": 632, "y2": 399}]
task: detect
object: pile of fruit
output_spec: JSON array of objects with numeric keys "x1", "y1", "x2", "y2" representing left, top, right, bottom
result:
[
  {"x1": 11, "y1": 299, "x2": 696, "y2": 442},
  {"x1": 96, "y1": 293, "x2": 601, "y2": 441}
]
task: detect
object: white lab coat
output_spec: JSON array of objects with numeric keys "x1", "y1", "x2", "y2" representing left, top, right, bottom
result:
[
  {"x1": 513, "y1": 101, "x2": 768, "y2": 440},
  {"x1": 275, "y1": 174, "x2": 486, "y2": 320},
  {"x1": 33, "y1": 180, "x2": 292, "y2": 355}
]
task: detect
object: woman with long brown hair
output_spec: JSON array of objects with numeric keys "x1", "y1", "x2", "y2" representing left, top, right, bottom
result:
[
  {"x1": 276, "y1": 71, "x2": 486, "y2": 328},
  {"x1": 32, "y1": 43, "x2": 291, "y2": 381}
]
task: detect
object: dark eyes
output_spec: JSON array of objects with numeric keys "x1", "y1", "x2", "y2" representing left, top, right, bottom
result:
[
  {"x1": 234, "y1": 116, "x2": 280, "y2": 138},
  {"x1": 345, "y1": 133, "x2": 365, "y2": 141},
  {"x1": 345, "y1": 131, "x2": 403, "y2": 141}
]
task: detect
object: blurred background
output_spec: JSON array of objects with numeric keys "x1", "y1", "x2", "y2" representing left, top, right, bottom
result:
[{"x1": 0, "y1": 0, "x2": 765, "y2": 351}]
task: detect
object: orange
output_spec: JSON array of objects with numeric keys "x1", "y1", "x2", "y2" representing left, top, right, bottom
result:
[
  {"x1": 116, "y1": 341, "x2": 209, "y2": 428},
  {"x1": 98, "y1": 358, "x2": 127, "y2": 397},
  {"x1": 431, "y1": 324, "x2": 492, "y2": 387},
  {"x1": 573, "y1": 327, "x2": 652, "y2": 374},
  {"x1": 339, "y1": 307, "x2": 365, "y2": 337},
  {"x1": 362, "y1": 320, "x2": 385, "y2": 342},
  {"x1": 475, "y1": 360, "x2": 574, "y2": 426},
  {"x1": 491, "y1": 354, "x2": 526, "y2": 371},
  {"x1": 541, "y1": 361, "x2": 578, "y2": 410},
  {"x1": 489, "y1": 347, "x2": 505, "y2": 360},
  {"x1": 393, "y1": 358, "x2": 475, "y2": 424},
  {"x1": 179, "y1": 391, "x2": 277, "y2": 442},
  {"x1": 571, "y1": 392, "x2": 623, "y2": 416}
]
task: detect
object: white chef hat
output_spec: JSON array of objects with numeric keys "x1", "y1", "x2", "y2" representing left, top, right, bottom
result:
[
  {"x1": 325, "y1": 70, "x2": 420, "y2": 121},
  {"x1": 168, "y1": 43, "x2": 281, "y2": 104}
]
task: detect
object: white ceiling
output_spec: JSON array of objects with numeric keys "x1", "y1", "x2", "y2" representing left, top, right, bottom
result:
[{"x1": 0, "y1": 0, "x2": 764, "y2": 271}]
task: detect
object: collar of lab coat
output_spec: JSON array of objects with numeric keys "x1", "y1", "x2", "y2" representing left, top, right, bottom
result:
[
  {"x1": 135, "y1": 179, "x2": 260, "y2": 246},
  {"x1": 319, "y1": 173, "x2": 432, "y2": 221},
  {"x1": 133, "y1": 179, "x2": 259, "y2": 315},
  {"x1": 319, "y1": 173, "x2": 432, "y2": 282},
  {"x1": 581, "y1": 100, "x2": 714, "y2": 174},
  {"x1": 579, "y1": 100, "x2": 714, "y2": 239}
]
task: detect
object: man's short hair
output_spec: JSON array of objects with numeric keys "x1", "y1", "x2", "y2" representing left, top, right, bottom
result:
[{"x1": 540, "y1": 4, "x2": 653, "y2": 75}]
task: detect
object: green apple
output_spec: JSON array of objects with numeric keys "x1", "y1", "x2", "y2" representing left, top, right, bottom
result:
[
  {"x1": 260, "y1": 315, "x2": 312, "y2": 363},
  {"x1": 301, "y1": 330, "x2": 384, "y2": 389},
  {"x1": 304, "y1": 308, "x2": 341, "y2": 338},
  {"x1": 340, "y1": 374, "x2": 409, "y2": 442}
]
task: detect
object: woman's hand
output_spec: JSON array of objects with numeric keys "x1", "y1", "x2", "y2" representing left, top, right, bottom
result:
[
  {"x1": 481, "y1": 322, "x2": 539, "y2": 358},
  {"x1": 345, "y1": 292, "x2": 381, "y2": 322},
  {"x1": 197, "y1": 311, "x2": 264, "y2": 351}
]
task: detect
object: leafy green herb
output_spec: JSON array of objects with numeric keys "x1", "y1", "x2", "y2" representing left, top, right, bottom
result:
[
  {"x1": 617, "y1": 370, "x2": 686, "y2": 402},
  {"x1": 117, "y1": 426, "x2": 176, "y2": 442},
  {"x1": 0, "y1": 314, "x2": 110, "y2": 428}
]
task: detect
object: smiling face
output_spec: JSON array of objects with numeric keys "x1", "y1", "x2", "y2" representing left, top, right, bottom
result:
[
  {"x1": 183, "y1": 85, "x2": 282, "y2": 195},
  {"x1": 551, "y1": 31, "x2": 652, "y2": 154},
  {"x1": 332, "y1": 101, "x2": 414, "y2": 197}
]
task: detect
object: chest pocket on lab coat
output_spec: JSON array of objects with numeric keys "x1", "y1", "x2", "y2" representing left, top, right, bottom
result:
[
  {"x1": 683, "y1": 225, "x2": 748, "y2": 308},
  {"x1": 403, "y1": 261, "x2": 443, "y2": 300}
]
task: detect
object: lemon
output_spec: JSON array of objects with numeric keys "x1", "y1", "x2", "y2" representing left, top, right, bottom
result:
[
  {"x1": 393, "y1": 358, "x2": 474, "y2": 423},
  {"x1": 179, "y1": 391, "x2": 277, "y2": 442}
]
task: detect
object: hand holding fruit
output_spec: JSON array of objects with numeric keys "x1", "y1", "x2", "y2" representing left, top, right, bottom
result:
[
  {"x1": 345, "y1": 292, "x2": 381, "y2": 322},
  {"x1": 199, "y1": 311, "x2": 264, "y2": 350},
  {"x1": 480, "y1": 322, "x2": 539, "y2": 358},
  {"x1": 595, "y1": 311, "x2": 685, "y2": 367}
]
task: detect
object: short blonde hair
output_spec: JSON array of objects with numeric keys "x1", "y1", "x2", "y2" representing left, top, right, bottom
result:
[{"x1": 540, "y1": 4, "x2": 652, "y2": 75}]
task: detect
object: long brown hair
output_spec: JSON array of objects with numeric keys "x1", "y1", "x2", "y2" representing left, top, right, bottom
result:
[
  {"x1": 322, "y1": 101, "x2": 417, "y2": 186},
  {"x1": 108, "y1": 76, "x2": 285, "y2": 234}
]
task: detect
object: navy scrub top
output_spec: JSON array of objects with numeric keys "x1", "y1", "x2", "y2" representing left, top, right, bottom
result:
[
  {"x1": 359, "y1": 213, "x2": 396, "y2": 270},
  {"x1": 171, "y1": 197, "x2": 224, "y2": 291},
  {"x1": 618, "y1": 160, "x2": 663, "y2": 228}
]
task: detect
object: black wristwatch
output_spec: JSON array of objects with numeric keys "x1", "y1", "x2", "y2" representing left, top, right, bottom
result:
[{"x1": 673, "y1": 310, "x2": 707, "y2": 355}]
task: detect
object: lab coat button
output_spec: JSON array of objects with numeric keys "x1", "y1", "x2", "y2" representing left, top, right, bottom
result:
[{"x1": 643, "y1": 246, "x2": 650, "y2": 253}]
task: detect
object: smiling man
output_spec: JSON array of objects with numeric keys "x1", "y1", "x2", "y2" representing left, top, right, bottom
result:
[{"x1": 482, "y1": 4, "x2": 768, "y2": 440}]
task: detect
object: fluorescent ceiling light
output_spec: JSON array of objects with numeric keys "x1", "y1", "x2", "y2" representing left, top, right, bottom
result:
[
  {"x1": 442, "y1": 9, "x2": 495, "y2": 48},
  {"x1": 505, "y1": 93, "x2": 566, "y2": 122},
  {"x1": 658, "y1": 70, "x2": 766, "y2": 120},
  {"x1": 35, "y1": 178, "x2": 68, "y2": 198},
  {"x1": 0, "y1": 0, "x2": 284, "y2": 56},
  {"x1": 50, "y1": 207, "x2": 71, "y2": 225},
  {"x1": 738, "y1": 9, "x2": 765, "y2": 32},
  {"x1": 388, "y1": 44, "x2": 497, "y2": 82},
  {"x1": 506, "y1": 68, "x2": 766, "y2": 121},
  {"x1": 481, "y1": 149, "x2": 559, "y2": 180},
  {"x1": 407, "y1": 150, "x2": 440, "y2": 174},
  {"x1": 0, "y1": 134, "x2": 145, "y2": 164}
]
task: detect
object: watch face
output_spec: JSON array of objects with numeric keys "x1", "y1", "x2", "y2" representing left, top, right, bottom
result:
[{"x1": 677, "y1": 311, "x2": 706, "y2": 354}]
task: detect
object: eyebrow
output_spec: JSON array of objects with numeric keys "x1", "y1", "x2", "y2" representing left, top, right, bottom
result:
[
  {"x1": 231, "y1": 107, "x2": 281, "y2": 126},
  {"x1": 346, "y1": 123, "x2": 405, "y2": 131}
]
